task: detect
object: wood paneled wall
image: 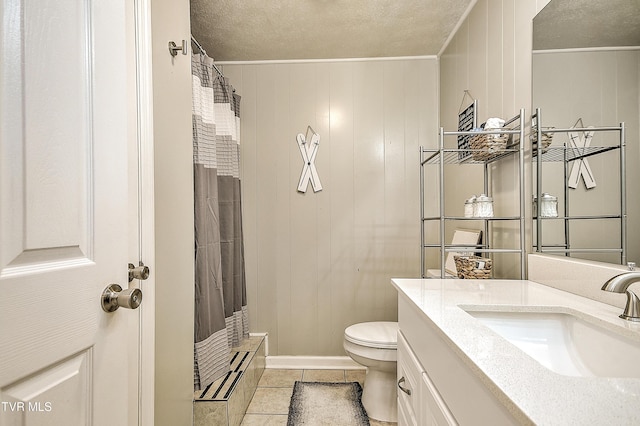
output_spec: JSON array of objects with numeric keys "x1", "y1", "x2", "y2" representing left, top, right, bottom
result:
[
  {"x1": 221, "y1": 59, "x2": 438, "y2": 355},
  {"x1": 438, "y1": 0, "x2": 552, "y2": 277}
]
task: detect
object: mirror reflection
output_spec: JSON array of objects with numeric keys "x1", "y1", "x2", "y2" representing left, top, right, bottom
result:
[{"x1": 532, "y1": 0, "x2": 640, "y2": 265}]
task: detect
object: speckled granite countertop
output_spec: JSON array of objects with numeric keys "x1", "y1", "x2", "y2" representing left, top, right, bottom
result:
[{"x1": 391, "y1": 278, "x2": 640, "y2": 425}]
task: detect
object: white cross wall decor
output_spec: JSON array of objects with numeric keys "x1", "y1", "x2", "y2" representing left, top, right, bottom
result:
[
  {"x1": 296, "y1": 126, "x2": 322, "y2": 193},
  {"x1": 568, "y1": 119, "x2": 596, "y2": 189}
]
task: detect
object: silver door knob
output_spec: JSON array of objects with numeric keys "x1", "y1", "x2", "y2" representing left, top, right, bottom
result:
[
  {"x1": 129, "y1": 263, "x2": 150, "y2": 282},
  {"x1": 101, "y1": 284, "x2": 142, "y2": 312}
]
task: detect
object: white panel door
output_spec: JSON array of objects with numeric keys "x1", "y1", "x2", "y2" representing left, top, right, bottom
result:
[{"x1": 0, "y1": 0, "x2": 136, "y2": 425}]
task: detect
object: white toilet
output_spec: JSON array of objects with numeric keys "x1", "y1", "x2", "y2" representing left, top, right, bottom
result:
[{"x1": 343, "y1": 321, "x2": 398, "y2": 423}]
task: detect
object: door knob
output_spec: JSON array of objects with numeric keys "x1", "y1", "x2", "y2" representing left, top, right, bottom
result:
[
  {"x1": 101, "y1": 284, "x2": 142, "y2": 312},
  {"x1": 129, "y1": 262, "x2": 150, "y2": 282}
]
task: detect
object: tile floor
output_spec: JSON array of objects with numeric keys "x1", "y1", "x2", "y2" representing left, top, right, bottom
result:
[{"x1": 240, "y1": 368, "x2": 397, "y2": 426}]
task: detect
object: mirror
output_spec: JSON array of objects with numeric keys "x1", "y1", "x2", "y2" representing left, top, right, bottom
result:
[{"x1": 532, "y1": 0, "x2": 640, "y2": 265}]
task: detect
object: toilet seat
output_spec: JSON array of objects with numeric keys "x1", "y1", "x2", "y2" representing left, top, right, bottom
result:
[{"x1": 344, "y1": 321, "x2": 397, "y2": 349}]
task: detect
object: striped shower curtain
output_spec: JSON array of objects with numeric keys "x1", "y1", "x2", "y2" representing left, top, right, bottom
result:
[{"x1": 192, "y1": 53, "x2": 248, "y2": 390}]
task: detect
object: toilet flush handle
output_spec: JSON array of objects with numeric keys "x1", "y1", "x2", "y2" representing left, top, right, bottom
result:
[{"x1": 397, "y1": 377, "x2": 412, "y2": 396}]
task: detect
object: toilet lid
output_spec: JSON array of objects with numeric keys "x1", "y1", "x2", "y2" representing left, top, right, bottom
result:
[{"x1": 344, "y1": 322, "x2": 398, "y2": 349}]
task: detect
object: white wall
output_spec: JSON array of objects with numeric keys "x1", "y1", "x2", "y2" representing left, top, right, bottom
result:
[
  {"x1": 439, "y1": 0, "x2": 552, "y2": 277},
  {"x1": 151, "y1": 0, "x2": 194, "y2": 424},
  {"x1": 221, "y1": 58, "x2": 439, "y2": 356}
]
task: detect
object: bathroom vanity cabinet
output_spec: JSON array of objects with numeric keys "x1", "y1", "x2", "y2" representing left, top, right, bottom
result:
[
  {"x1": 396, "y1": 292, "x2": 517, "y2": 426},
  {"x1": 532, "y1": 108, "x2": 626, "y2": 264},
  {"x1": 392, "y1": 277, "x2": 640, "y2": 425},
  {"x1": 420, "y1": 109, "x2": 526, "y2": 279}
]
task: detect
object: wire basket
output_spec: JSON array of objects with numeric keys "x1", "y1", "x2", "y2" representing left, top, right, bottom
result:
[
  {"x1": 531, "y1": 127, "x2": 553, "y2": 156},
  {"x1": 469, "y1": 131, "x2": 509, "y2": 161},
  {"x1": 454, "y1": 255, "x2": 492, "y2": 279}
]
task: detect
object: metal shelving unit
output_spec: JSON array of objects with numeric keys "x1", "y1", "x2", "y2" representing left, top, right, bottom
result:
[
  {"x1": 532, "y1": 108, "x2": 626, "y2": 263},
  {"x1": 420, "y1": 109, "x2": 526, "y2": 279}
]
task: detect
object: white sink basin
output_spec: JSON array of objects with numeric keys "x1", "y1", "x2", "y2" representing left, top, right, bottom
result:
[{"x1": 465, "y1": 309, "x2": 640, "y2": 378}]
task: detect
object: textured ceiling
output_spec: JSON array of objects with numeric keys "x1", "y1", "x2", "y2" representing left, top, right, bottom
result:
[
  {"x1": 190, "y1": 0, "x2": 473, "y2": 61},
  {"x1": 533, "y1": 0, "x2": 640, "y2": 50}
]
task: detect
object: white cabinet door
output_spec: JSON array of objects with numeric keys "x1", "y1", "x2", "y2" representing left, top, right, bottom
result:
[
  {"x1": 397, "y1": 332, "x2": 423, "y2": 426},
  {"x1": 421, "y1": 371, "x2": 458, "y2": 426},
  {"x1": 0, "y1": 1, "x2": 135, "y2": 425},
  {"x1": 398, "y1": 396, "x2": 413, "y2": 426},
  {"x1": 398, "y1": 331, "x2": 458, "y2": 426}
]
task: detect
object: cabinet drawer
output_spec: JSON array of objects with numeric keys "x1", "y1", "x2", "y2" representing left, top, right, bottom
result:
[{"x1": 397, "y1": 332, "x2": 422, "y2": 426}]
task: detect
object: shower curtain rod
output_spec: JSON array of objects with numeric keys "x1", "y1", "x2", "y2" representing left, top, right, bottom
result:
[{"x1": 191, "y1": 35, "x2": 224, "y2": 78}]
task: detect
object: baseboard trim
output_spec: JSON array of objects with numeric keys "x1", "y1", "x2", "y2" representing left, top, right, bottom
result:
[
  {"x1": 266, "y1": 356, "x2": 365, "y2": 370},
  {"x1": 249, "y1": 332, "x2": 269, "y2": 356}
]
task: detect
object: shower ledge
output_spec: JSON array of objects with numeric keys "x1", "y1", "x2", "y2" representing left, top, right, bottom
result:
[{"x1": 194, "y1": 335, "x2": 266, "y2": 426}]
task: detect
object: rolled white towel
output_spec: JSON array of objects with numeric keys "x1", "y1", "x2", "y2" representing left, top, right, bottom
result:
[{"x1": 485, "y1": 117, "x2": 505, "y2": 129}]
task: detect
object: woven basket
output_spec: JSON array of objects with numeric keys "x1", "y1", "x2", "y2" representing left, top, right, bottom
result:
[
  {"x1": 454, "y1": 255, "x2": 492, "y2": 279},
  {"x1": 469, "y1": 131, "x2": 508, "y2": 161},
  {"x1": 531, "y1": 128, "x2": 553, "y2": 156}
]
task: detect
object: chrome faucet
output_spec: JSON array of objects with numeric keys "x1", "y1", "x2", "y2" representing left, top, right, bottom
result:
[{"x1": 602, "y1": 271, "x2": 640, "y2": 322}]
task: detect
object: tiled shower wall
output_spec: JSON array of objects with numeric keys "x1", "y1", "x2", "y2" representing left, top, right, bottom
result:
[{"x1": 221, "y1": 59, "x2": 439, "y2": 356}]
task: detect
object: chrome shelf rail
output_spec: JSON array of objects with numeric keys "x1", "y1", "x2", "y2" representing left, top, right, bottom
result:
[
  {"x1": 420, "y1": 108, "x2": 526, "y2": 279},
  {"x1": 532, "y1": 107, "x2": 626, "y2": 264}
]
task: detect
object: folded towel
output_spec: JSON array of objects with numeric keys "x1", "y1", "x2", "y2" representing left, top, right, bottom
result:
[{"x1": 485, "y1": 117, "x2": 505, "y2": 129}]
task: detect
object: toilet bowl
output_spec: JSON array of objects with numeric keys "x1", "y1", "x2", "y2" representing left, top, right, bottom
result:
[{"x1": 344, "y1": 321, "x2": 398, "y2": 423}]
